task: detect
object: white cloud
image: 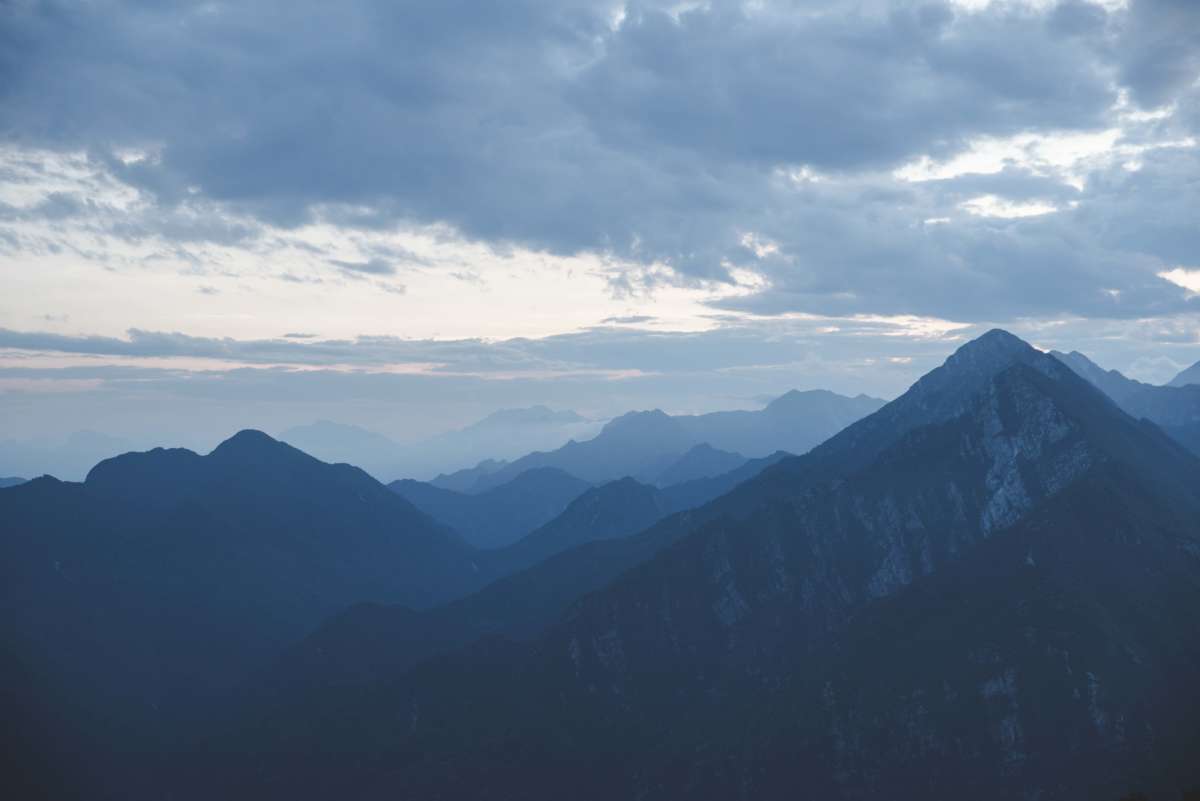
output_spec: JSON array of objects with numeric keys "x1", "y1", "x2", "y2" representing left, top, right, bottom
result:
[{"x1": 959, "y1": 194, "x2": 1058, "y2": 219}]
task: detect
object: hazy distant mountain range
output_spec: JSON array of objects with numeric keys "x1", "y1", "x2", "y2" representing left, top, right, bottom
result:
[
  {"x1": 0, "y1": 430, "x2": 135, "y2": 482},
  {"x1": 279, "y1": 406, "x2": 600, "y2": 481},
  {"x1": 1053, "y1": 350, "x2": 1200, "y2": 455},
  {"x1": 431, "y1": 389, "x2": 884, "y2": 492},
  {"x1": 3, "y1": 332, "x2": 1200, "y2": 800}
]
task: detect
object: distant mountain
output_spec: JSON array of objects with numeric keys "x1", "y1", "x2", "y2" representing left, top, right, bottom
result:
[
  {"x1": 278, "y1": 420, "x2": 408, "y2": 478},
  {"x1": 0, "y1": 476, "x2": 25, "y2": 488},
  {"x1": 0, "y1": 430, "x2": 483, "y2": 794},
  {"x1": 455, "y1": 389, "x2": 884, "y2": 492},
  {"x1": 1169, "y1": 359, "x2": 1200, "y2": 388},
  {"x1": 411, "y1": 406, "x2": 600, "y2": 480},
  {"x1": 206, "y1": 331, "x2": 1200, "y2": 800},
  {"x1": 390, "y1": 467, "x2": 591, "y2": 548},
  {"x1": 1053, "y1": 350, "x2": 1200, "y2": 454},
  {"x1": 653, "y1": 443, "x2": 746, "y2": 486},
  {"x1": 0, "y1": 430, "x2": 135, "y2": 481},
  {"x1": 428, "y1": 457, "x2": 509, "y2": 492}
]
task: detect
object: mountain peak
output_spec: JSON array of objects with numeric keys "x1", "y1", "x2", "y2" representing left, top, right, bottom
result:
[
  {"x1": 948, "y1": 328, "x2": 1031, "y2": 362},
  {"x1": 1169, "y1": 359, "x2": 1200, "y2": 388},
  {"x1": 210, "y1": 429, "x2": 282, "y2": 457}
]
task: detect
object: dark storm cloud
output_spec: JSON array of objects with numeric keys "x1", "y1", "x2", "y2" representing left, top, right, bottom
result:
[{"x1": 0, "y1": 0, "x2": 1197, "y2": 320}]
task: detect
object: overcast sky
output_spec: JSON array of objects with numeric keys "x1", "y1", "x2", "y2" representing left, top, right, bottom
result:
[{"x1": 1, "y1": 0, "x2": 1199, "y2": 447}]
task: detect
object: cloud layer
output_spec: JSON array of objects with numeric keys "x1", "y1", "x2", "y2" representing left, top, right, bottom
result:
[{"x1": 1, "y1": 0, "x2": 1199, "y2": 448}]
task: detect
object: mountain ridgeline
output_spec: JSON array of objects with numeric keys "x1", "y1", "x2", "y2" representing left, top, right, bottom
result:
[
  {"x1": 1053, "y1": 350, "x2": 1200, "y2": 455},
  {"x1": 199, "y1": 331, "x2": 1200, "y2": 800},
  {"x1": 2, "y1": 330, "x2": 1199, "y2": 801},
  {"x1": 432, "y1": 388, "x2": 884, "y2": 492}
]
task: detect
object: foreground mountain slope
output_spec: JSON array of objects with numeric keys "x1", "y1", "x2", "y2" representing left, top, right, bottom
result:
[
  {"x1": 207, "y1": 332, "x2": 1200, "y2": 800},
  {"x1": 390, "y1": 467, "x2": 590, "y2": 548},
  {"x1": 0, "y1": 430, "x2": 483, "y2": 797},
  {"x1": 258, "y1": 463, "x2": 789, "y2": 695}
]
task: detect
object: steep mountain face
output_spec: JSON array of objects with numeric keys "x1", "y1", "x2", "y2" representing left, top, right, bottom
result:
[
  {"x1": 454, "y1": 389, "x2": 883, "y2": 493},
  {"x1": 390, "y1": 467, "x2": 591, "y2": 548},
  {"x1": 653, "y1": 443, "x2": 747, "y2": 486},
  {"x1": 0, "y1": 430, "x2": 481, "y2": 797},
  {"x1": 1053, "y1": 350, "x2": 1200, "y2": 455},
  {"x1": 205, "y1": 332, "x2": 1200, "y2": 801},
  {"x1": 1170, "y1": 359, "x2": 1200, "y2": 388}
]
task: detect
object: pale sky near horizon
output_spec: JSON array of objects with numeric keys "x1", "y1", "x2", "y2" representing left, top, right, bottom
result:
[{"x1": 1, "y1": 0, "x2": 1198, "y2": 445}]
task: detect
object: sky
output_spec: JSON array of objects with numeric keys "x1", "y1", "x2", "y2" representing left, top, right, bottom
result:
[{"x1": 1, "y1": 0, "x2": 1199, "y2": 451}]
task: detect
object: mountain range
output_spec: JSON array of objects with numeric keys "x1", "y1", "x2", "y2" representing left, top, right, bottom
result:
[
  {"x1": 390, "y1": 467, "x2": 592, "y2": 548},
  {"x1": 1053, "y1": 350, "x2": 1200, "y2": 454},
  {"x1": 433, "y1": 389, "x2": 884, "y2": 492},
  {"x1": 279, "y1": 406, "x2": 600, "y2": 481},
  {"x1": 194, "y1": 331, "x2": 1200, "y2": 800},
  {"x1": 4, "y1": 331, "x2": 1199, "y2": 800}
]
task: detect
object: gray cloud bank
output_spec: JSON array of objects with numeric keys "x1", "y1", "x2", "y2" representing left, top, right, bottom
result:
[{"x1": 1, "y1": 0, "x2": 1198, "y2": 323}]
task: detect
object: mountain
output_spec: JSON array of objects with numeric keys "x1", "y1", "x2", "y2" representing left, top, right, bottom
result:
[
  {"x1": 0, "y1": 429, "x2": 135, "y2": 481},
  {"x1": 259, "y1": 452, "x2": 796, "y2": 694},
  {"x1": 1169, "y1": 359, "x2": 1200, "y2": 388},
  {"x1": 455, "y1": 389, "x2": 884, "y2": 492},
  {"x1": 688, "y1": 388, "x2": 887, "y2": 456},
  {"x1": 653, "y1": 443, "x2": 747, "y2": 486},
  {"x1": 278, "y1": 420, "x2": 408, "y2": 479},
  {"x1": 0, "y1": 476, "x2": 25, "y2": 488},
  {"x1": 428, "y1": 457, "x2": 509, "y2": 492},
  {"x1": 412, "y1": 406, "x2": 600, "y2": 480},
  {"x1": 389, "y1": 467, "x2": 591, "y2": 548},
  {"x1": 204, "y1": 331, "x2": 1200, "y2": 800},
  {"x1": 1053, "y1": 350, "x2": 1200, "y2": 455},
  {"x1": 0, "y1": 430, "x2": 485, "y2": 797},
  {"x1": 280, "y1": 407, "x2": 599, "y2": 482}
]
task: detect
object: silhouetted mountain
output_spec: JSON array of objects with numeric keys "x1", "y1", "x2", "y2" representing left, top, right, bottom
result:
[
  {"x1": 653, "y1": 443, "x2": 746, "y2": 486},
  {"x1": 1170, "y1": 359, "x2": 1200, "y2": 388},
  {"x1": 459, "y1": 389, "x2": 883, "y2": 492},
  {"x1": 1053, "y1": 350, "x2": 1200, "y2": 454},
  {"x1": 0, "y1": 430, "x2": 483, "y2": 796},
  {"x1": 0, "y1": 476, "x2": 25, "y2": 488},
  {"x1": 204, "y1": 331, "x2": 1200, "y2": 800},
  {"x1": 390, "y1": 467, "x2": 591, "y2": 548}
]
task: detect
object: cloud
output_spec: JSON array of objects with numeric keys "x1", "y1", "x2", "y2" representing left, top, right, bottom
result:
[
  {"x1": 331, "y1": 258, "x2": 396, "y2": 276},
  {"x1": 0, "y1": 0, "x2": 1198, "y2": 357}
]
